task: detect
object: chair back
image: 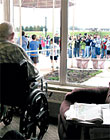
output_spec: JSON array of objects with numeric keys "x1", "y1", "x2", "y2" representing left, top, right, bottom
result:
[{"x1": 0, "y1": 61, "x2": 29, "y2": 106}]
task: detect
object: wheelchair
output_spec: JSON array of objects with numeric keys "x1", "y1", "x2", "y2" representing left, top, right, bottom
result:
[{"x1": 0, "y1": 60, "x2": 49, "y2": 140}]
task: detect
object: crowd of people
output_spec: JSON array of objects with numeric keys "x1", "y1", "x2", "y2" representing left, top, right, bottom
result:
[
  {"x1": 16, "y1": 31, "x2": 60, "y2": 68},
  {"x1": 68, "y1": 33, "x2": 110, "y2": 59},
  {"x1": 16, "y1": 31, "x2": 110, "y2": 69}
]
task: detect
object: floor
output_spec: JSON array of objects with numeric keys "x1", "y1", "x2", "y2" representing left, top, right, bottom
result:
[{"x1": 0, "y1": 116, "x2": 59, "y2": 140}]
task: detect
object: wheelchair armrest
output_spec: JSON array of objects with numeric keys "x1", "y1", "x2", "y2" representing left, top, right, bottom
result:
[
  {"x1": 19, "y1": 59, "x2": 27, "y2": 67},
  {"x1": 35, "y1": 75, "x2": 43, "y2": 81},
  {"x1": 29, "y1": 75, "x2": 48, "y2": 96},
  {"x1": 28, "y1": 74, "x2": 42, "y2": 82}
]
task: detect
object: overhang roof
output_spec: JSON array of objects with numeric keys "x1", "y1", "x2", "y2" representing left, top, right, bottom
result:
[{"x1": 0, "y1": 0, "x2": 74, "y2": 8}]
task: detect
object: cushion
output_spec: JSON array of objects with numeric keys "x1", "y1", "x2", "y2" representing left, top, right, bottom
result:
[
  {"x1": 105, "y1": 82, "x2": 110, "y2": 103},
  {"x1": 65, "y1": 87, "x2": 108, "y2": 104}
]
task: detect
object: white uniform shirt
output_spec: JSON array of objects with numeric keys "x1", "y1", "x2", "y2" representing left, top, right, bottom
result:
[{"x1": 50, "y1": 43, "x2": 58, "y2": 56}]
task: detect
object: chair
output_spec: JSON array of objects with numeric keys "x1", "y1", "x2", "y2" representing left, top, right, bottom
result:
[
  {"x1": 0, "y1": 60, "x2": 49, "y2": 140},
  {"x1": 58, "y1": 87, "x2": 109, "y2": 140}
]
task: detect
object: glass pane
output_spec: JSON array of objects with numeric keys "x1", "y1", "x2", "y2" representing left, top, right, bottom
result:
[
  {"x1": 13, "y1": 0, "x2": 60, "y2": 83},
  {"x1": 13, "y1": 4, "x2": 20, "y2": 43},
  {"x1": 67, "y1": 0, "x2": 75, "y2": 84},
  {"x1": 67, "y1": 0, "x2": 110, "y2": 87},
  {"x1": 0, "y1": 0, "x2": 3, "y2": 23},
  {"x1": 43, "y1": 0, "x2": 61, "y2": 83}
]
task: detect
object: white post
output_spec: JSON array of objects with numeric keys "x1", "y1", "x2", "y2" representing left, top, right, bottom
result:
[
  {"x1": 19, "y1": 0, "x2": 22, "y2": 47},
  {"x1": 71, "y1": 3, "x2": 75, "y2": 68},
  {"x1": 52, "y1": 0, "x2": 55, "y2": 71},
  {"x1": 10, "y1": 0, "x2": 14, "y2": 27},
  {"x1": 3, "y1": 0, "x2": 10, "y2": 22},
  {"x1": 60, "y1": 0, "x2": 68, "y2": 85}
]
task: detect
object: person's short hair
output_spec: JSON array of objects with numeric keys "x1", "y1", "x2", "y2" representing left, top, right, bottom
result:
[
  {"x1": 22, "y1": 31, "x2": 25, "y2": 36},
  {"x1": 50, "y1": 38, "x2": 53, "y2": 42},
  {"x1": 0, "y1": 22, "x2": 13, "y2": 40},
  {"x1": 32, "y1": 34, "x2": 36, "y2": 40}
]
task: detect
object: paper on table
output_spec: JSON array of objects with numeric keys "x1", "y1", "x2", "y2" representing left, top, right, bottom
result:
[
  {"x1": 65, "y1": 102, "x2": 103, "y2": 124},
  {"x1": 103, "y1": 109, "x2": 110, "y2": 124},
  {"x1": 98, "y1": 104, "x2": 110, "y2": 109}
]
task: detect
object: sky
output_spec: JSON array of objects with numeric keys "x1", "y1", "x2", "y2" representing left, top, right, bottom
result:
[
  {"x1": 74, "y1": 0, "x2": 110, "y2": 28},
  {"x1": 1, "y1": 0, "x2": 110, "y2": 31},
  {"x1": 13, "y1": 7, "x2": 60, "y2": 32}
]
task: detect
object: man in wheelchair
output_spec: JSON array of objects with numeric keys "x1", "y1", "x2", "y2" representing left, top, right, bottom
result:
[{"x1": 0, "y1": 22, "x2": 49, "y2": 140}]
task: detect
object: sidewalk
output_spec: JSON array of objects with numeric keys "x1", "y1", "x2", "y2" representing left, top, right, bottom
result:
[
  {"x1": 81, "y1": 69, "x2": 110, "y2": 87},
  {"x1": 81, "y1": 60, "x2": 110, "y2": 87}
]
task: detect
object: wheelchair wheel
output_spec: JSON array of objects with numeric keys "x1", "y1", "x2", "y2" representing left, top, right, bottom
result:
[
  {"x1": 0, "y1": 105, "x2": 6, "y2": 122},
  {"x1": 2, "y1": 107, "x2": 13, "y2": 125},
  {"x1": 19, "y1": 91, "x2": 49, "y2": 140},
  {"x1": 37, "y1": 107, "x2": 49, "y2": 140},
  {"x1": 31, "y1": 92, "x2": 49, "y2": 140},
  {"x1": 19, "y1": 109, "x2": 33, "y2": 139}
]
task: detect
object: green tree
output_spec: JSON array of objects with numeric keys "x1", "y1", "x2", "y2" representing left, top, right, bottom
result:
[
  {"x1": 36, "y1": 25, "x2": 41, "y2": 31},
  {"x1": 16, "y1": 27, "x2": 19, "y2": 32},
  {"x1": 22, "y1": 26, "x2": 24, "y2": 31},
  {"x1": 25, "y1": 26, "x2": 29, "y2": 31},
  {"x1": 33, "y1": 25, "x2": 37, "y2": 31},
  {"x1": 40, "y1": 26, "x2": 44, "y2": 31},
  {"x1": 29, "y1": 26, "x2": 33, "y2": 31}
]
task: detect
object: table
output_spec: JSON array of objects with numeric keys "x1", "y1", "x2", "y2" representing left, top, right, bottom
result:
[
  {"x1": 67, "y1": 120, "x2": 110, "y2": 140},
  {"x1": 67, "y1": 106, "x2": 110, "y2": 140}
]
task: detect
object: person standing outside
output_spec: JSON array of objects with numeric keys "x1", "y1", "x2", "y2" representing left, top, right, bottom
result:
[
  {"x1": 38, "y1": 35, "x2": 42, "y2": 53},
  {"x1": 41, "y1": 37, "x2": 46, "y2": 55},
  {"x1": 80, "y1": 37, "x2": 86, "y2": 58},
  {"x1": 46, "y1": 35, "x2": 50, "y2": 57},
  {"x1": 74, "y1": 35, "x2": 81, "y2": 57},
  {"x1": 17, "y1": 31, "x2": 28, "y2": 51},
  {"x1": 50, "y1": 38, "x2": 58, "y2": 69},
  {"x1": 84, "y1": 35, "x2": 92, "y2": 58},
  {"x1": 106, "y1": 36, "x2": 110, "y2": 59},
  {"x1": 54, "y1": 33, "x2": 60, "y2": 56},
  {"x1": 96, "y1": 35, "x2": 101, "y2": 58},
  {"x1": 90, "y1": 35, "x2": 97, "y2": 58},
  {"x1": 68, "y1": 36, "x2": 73, "y2": 58},
  {"x1": 101, "y1": 36, "x2": 107, "y2": 58},
  {"x1": 29, "y1": 34, "x2": 39, "y2": 67}
]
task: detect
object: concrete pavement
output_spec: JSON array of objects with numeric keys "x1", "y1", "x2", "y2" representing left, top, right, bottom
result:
[{"x1": 81, "y1": 69, "x2": 110, "y2": 87}]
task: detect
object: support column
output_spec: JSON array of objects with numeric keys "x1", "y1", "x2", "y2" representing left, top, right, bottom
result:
[
  {"x1": 3, "y1": 0, "x2": 10, "y2": 22},
  {"x1": 60, "y1": 0, "x2": 68, "y2": 85},
  {"x1": 19, "y1": 0, "x2": 22, "y2": 47},
  {"x1": 71, "y1": 1, "x2": 75, "y2": 68},
  {"x1": 52, "y1": 0, "x2": 55, "y2": 70},
  {"x1": 10, "y1": 0, "x2": 14, "y2": 26}
]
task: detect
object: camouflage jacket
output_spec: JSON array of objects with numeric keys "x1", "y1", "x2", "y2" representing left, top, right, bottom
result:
[{"x1": 0, "y1": 40, "x2": 39, "y2": 79}]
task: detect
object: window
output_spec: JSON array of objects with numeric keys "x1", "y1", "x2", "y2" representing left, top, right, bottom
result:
[{"x1": 0, "y1": 0, "x2": 3, "y2": 23}]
